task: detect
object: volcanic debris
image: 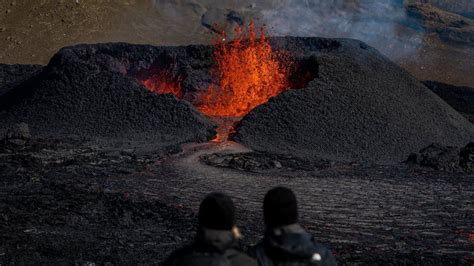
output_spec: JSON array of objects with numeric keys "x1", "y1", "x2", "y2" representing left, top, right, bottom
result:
[
  {"x1": 1, "y1": 38, "x2": 473, "y2": 164},
  {"x1": 406, "y1": 142, "x2": 474, "y2": 172},
  {"x1": 423, "y1": 80, "x2": 474, "y2": 123},
  {"x1": 0, "y1": 45, "x2": 216, "y2": 144},
  {"x1": 3, "y1": 122, "x2": 31, "y2": 146},
  {"x1": 233, "y1": 37, "x2": 474, "y2": 163}
]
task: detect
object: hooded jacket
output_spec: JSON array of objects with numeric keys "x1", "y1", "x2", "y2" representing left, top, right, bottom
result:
[
  {"x1": 163, "y1": 228, "x2": 257, "y2": 266},
  {"x1": 250, "y1": 224, "x2": 337, "y2": 266}
]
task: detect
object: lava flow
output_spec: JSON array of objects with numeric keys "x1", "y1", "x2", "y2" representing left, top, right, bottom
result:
[
  {"x1": 142, "y1": 71, "x2": 183, "y2": 99},
  {"x1": 198, "y1": 21, "x2": 289, "y2": 117}
]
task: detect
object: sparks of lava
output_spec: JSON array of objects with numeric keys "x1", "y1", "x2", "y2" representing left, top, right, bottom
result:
[
  {"x1": 142, "y1": 71, "x2": 183, "y2": 99},
  {"x1": 198, "y1": 21, "x2": 289, "y2": 118}
]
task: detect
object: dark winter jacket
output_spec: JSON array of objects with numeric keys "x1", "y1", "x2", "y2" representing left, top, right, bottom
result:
[
  {"x1": 163, "y1": 227, "x2": 257, "y2": 266},
  {"x1": 249, "y1": 224, "x2": 337, "y2": 266}
]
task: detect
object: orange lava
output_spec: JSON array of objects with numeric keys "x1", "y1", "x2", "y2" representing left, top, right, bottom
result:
[
  {"x1": 141, "y1": 22, "x2": 290, "y2": 142},
  {"x1": 211, "y1": 130, "x2": 228, "y2": 143},
  {"x1": 198, "y1": 21, "x2": 289, "y2": 117},
  {"x1": 142, "y1": 72, "x2": 182, "y2": 99},
  {"x1": 209, "y1": 117, "x2": 239, "y2": 142}
]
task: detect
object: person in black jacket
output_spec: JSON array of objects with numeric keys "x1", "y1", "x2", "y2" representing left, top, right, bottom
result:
[
  {"x1": 163, "y1": 192, "x2": 257, "y2": 266},
  {"x1": 250, "y1": 187, "x2": 337, "y2": 266}
]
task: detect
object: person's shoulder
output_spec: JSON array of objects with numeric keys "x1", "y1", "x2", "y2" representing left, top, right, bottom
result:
[
  {"x1": 226, "y1": 248, "x2": 259, "y2": 266},
  {"x1": 247, "y1": 240, "x2": 264, "y2": 257}
]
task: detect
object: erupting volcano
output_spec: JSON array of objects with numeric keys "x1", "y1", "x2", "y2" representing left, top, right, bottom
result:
[
  {"x1": 142, "y1": 22, "x2": 289, "y2": 118},
  {"x1": 197, "y1": 22, "x2": 289, "y2": 117},
  {"x1": 3, "y1": 2, "x2": 474, "y2": 265},
  {"x1": 141, "y1": 22, "x2": 290, "y2": 142}
]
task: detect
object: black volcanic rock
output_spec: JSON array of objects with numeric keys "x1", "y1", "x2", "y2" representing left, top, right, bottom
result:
[
  {"x1": 0, "y1": 64, "x2": 42, "y2": 96},
  {"x1": 1, "y1": 39, "x2": 473, "y2": 162},
  {"x1": 0, "y1": 44, "x2": 216, "y2": 143},
  {"x1": 406, "y1": 142, "x2": 473, "y2": 172},
  {"x1": 201, "y1": 152, "x2": 330, "y2": 173},
  {"x1": 233, "y1": 37, "x2": 474, "y2": 164},
  {"x1": 406, "y1": 143, "x2": 462, "y2": 172},
  {"x1": 423, "y1": 80, "x2": 474, "y2": 122},
  {"x1": 460, "y1": 142, "x2": 474, "y2": 170}
]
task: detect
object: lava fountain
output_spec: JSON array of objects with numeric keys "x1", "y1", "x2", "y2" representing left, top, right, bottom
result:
[
  {"x1": 197, "y1": 21, "x2": 289, "y2": 117},
  {"x1": 200, "y1": 22, "x2": 290, "y2": 141},
  {"x1": 142, "y1": 21, "x2": 291, "y2": 142}
]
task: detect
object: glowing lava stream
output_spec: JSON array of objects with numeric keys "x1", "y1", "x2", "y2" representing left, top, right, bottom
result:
[{"x1": 209, "y1": 117, "x2": 240, "y2": 143}]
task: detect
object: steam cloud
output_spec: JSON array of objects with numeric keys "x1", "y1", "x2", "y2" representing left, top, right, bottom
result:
[
  {"x1": 150, "y1": 0, "x2": 427, "y2": 60},
  {"x1": 259, "y1": 0, "x2": 424, "y2": 60}
]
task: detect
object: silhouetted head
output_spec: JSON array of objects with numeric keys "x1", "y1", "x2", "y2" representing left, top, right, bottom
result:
[
  {"x1": 198, "y1": 192, "x2": 236, "y2": 230},
  {"x1": 263, "y1": 187, "x2": 298, "y2": 228}
]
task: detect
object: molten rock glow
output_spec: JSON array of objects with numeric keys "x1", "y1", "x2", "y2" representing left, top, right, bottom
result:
[
  {"x1": 198, "y1": 22, "x2": 289, "y2": 117},
  {"x1": 142, "y1": 72, "x2": 183, "y2": 99},
  {"x1": 141, "y1": 22, "x2": 290, "y2": 142}
]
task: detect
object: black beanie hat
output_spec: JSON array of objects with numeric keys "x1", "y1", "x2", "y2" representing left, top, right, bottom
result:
[
  {"x1": 198, "y1": 192, "x2": 236, "y2": 230},
  {"x1": 263, "y1": 187, "x2": 298, "y2": 228}
]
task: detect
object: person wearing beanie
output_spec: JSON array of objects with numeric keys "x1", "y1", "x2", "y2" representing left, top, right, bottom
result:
[
  {"x1": 250, "y1": 187, "x2": 337, "y2": 266},
  {"x1": 163, "y1": 192, "x2": 257, "y2": 266}
]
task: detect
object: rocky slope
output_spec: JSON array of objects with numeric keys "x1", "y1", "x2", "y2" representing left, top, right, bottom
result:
[
  {"x1": 1, "y1": 0, "x2": 474, "y2": 86},
  {"x1": 1, "y1": 37, "x2": 472, "y2": 163},
  {"x1": 233, "y1": 37, "x2": 474, "y2": 163},
  {"x1": 0, "y1": 45, "x2": 216, "y2": 143}
]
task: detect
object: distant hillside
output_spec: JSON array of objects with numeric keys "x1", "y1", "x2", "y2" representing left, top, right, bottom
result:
[
  {"x1": 0, "y1": 0, "x2": 473, "y2": 86},
  {"x1": 408, "y1": 0, "x2": 474, "y2": 18}
]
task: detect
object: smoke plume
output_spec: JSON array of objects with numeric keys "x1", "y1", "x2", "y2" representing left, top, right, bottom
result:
[{"x1": 259, "y1": 0, "x2": 424, "y2": 59}]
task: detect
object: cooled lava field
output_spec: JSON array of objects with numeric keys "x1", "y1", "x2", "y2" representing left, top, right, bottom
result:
[{"x1": 1, "y1": 5, "x2": 474, "y2": 264}]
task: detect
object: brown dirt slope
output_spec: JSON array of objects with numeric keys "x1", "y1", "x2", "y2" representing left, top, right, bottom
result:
[
  {"x1": 0, "y1": 0, "x2": 215, "y2": 64},
  {"x1": 0, "y1": 0, "x2": 473, "y2": 86}
]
